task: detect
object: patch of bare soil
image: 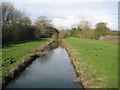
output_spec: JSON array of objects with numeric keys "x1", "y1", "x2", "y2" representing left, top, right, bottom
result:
[{"x1": 104, "y1": 35, "x2": 120, "y2": 42}]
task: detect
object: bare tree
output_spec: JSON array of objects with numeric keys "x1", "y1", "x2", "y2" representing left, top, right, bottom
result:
[
  {"x1": 77, "y1": 20, "x2": 94, "y2": 39},
  {"x1": 78, "y1": 20, "x2": 91, "y2": 30},
  {"x1": 34, "y1": 16, "x2": 53, "y2": 38}
]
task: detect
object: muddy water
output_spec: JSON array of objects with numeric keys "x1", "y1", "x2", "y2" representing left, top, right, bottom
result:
[{"x1": 6, "y1": 47, "x2": 82, "y2": 88}]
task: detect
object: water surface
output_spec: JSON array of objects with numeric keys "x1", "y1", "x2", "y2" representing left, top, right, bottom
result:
[{"x1": 6, "y1": 47, "x2": 82, "y2": 88}]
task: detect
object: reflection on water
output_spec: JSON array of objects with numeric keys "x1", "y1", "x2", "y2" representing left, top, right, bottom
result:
[{"x1": 6, "y1": 47, "x2": 82, "y2": 88}]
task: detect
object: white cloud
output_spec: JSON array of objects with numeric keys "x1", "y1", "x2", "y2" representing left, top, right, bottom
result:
[
  {"x1": 0, "y1": 1, "x2": 118, "y2": 30},
  {"x1": 1, "y1": 0, "x2": 119, "y2": 2}
]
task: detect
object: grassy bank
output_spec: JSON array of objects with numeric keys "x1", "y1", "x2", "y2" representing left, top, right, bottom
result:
[
  {"x1": 2, "y1": 38, "x2": 51, "y2": 77},
  {"x1": 64, "y1": 37, "x2": 118, "y2": 88}
]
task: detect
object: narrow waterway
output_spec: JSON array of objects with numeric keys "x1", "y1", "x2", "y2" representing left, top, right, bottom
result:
[{"x1": 6, "y1": 47, "x2": 82, "y2": 88}]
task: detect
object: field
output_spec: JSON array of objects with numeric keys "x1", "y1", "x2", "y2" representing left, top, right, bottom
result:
[
  {"x1": 2, "y1": 38, "x2": 51, "y2": 77},
  {"x1": 65, "y1": 37, "x2": 118, "y2": 88}
]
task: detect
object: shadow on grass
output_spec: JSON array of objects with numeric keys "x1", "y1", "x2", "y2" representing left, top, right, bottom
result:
[{"x1": 2, "y1": 38, "x2": 50, "y2": 48}]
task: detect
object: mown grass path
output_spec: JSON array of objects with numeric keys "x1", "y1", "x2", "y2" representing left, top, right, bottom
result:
[
  {"x1": 2, "y1": 38, "x2": 51, "y2": 77},
  {"x1": 65, "y1": 37, "x2": 118, "y2": 88}
]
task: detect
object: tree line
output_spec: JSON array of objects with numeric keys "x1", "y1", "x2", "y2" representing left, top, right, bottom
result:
[
  {"x1": 1, "y1": 2, "x2": 59, "y2": 45},
  {"x1": 59, "y1": 21, "x2": 119, "y2": 39},
  {"x1": 1, "y1": 2, "x2": 119, "y2": 45}
]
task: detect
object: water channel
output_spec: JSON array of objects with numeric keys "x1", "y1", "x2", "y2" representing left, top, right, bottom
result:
[{"x1": 6, "y1": 46, "x2": 82, "y2": 88}]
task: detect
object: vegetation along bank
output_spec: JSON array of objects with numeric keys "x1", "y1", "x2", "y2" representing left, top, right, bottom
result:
[
  {"x1": 2, "y1": 38, "x2": 56, "y2": 88},
  {"x1": 63, "y1": 37, "x2": 118, "y2": 88}
]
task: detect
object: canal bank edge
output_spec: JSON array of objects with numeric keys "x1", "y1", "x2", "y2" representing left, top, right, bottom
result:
[
  {"x1": 62, "y1": 39, "x2": 84, "y2": 88},
  {"x1": 2, "y1": 40, "x2": 55, "y2": 89},
  {"x1": 62, "y1": 39, "x2": 104, "y2": 88}
]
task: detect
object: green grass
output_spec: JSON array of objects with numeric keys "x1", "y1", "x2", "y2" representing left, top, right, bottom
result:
[
  {"x1": 119, "y1": 43, "x2": 120, "y2": 89},
  {"x1": 2, "y1": 38, "x2": 51, "y2": 76},
  {"x1": 65, "y1": 37, "x2": 118, "y2": 88}
]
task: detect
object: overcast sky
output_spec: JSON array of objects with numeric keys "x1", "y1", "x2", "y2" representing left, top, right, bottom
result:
[{"x1": 1, "y1": 0, "x2": 119, "y2": 30}]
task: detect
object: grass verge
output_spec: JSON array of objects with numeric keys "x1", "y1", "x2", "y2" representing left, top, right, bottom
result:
[
  {"x1": 64, "y1": 37, "x2": 118, "y2": 88},
  {"x1": 2, "y1": 38, "x2": 51, "y2": 77}
]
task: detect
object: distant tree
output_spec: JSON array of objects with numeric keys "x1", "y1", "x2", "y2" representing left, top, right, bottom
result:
[
  {"x1": 34, "y1": 16, "x2": 51, "y2": 38},
  {"x1": 18, "y1": 16, "x2": 31, "y2": 26},
  {"x1": 109, "y1": 31, "x2": 119, "y2": 36},
  {"x1": 70, "y1": 28, "x2": 80, "y2": 37},
  {"x1": 1, "y1": 2, "x2": 35, "y2": 44},
  {"x1": 78, "y1": 20, "x2": 94, "y2": 39},
  {"x1": 59, "y1": 30, "x2": 69, "y2": 39},
  {"x1": 1, "y1": 2, "x2": 25, "y2": 44},
  {"x1": 78, "y1": 20, "x2": 91, "y2": 31},
  {"x1": 34, "y1": 16, "x2": 58, "y2": 39},
  {"x1": 95, "y1": 22, "x2": 110, "y2": 37}
]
